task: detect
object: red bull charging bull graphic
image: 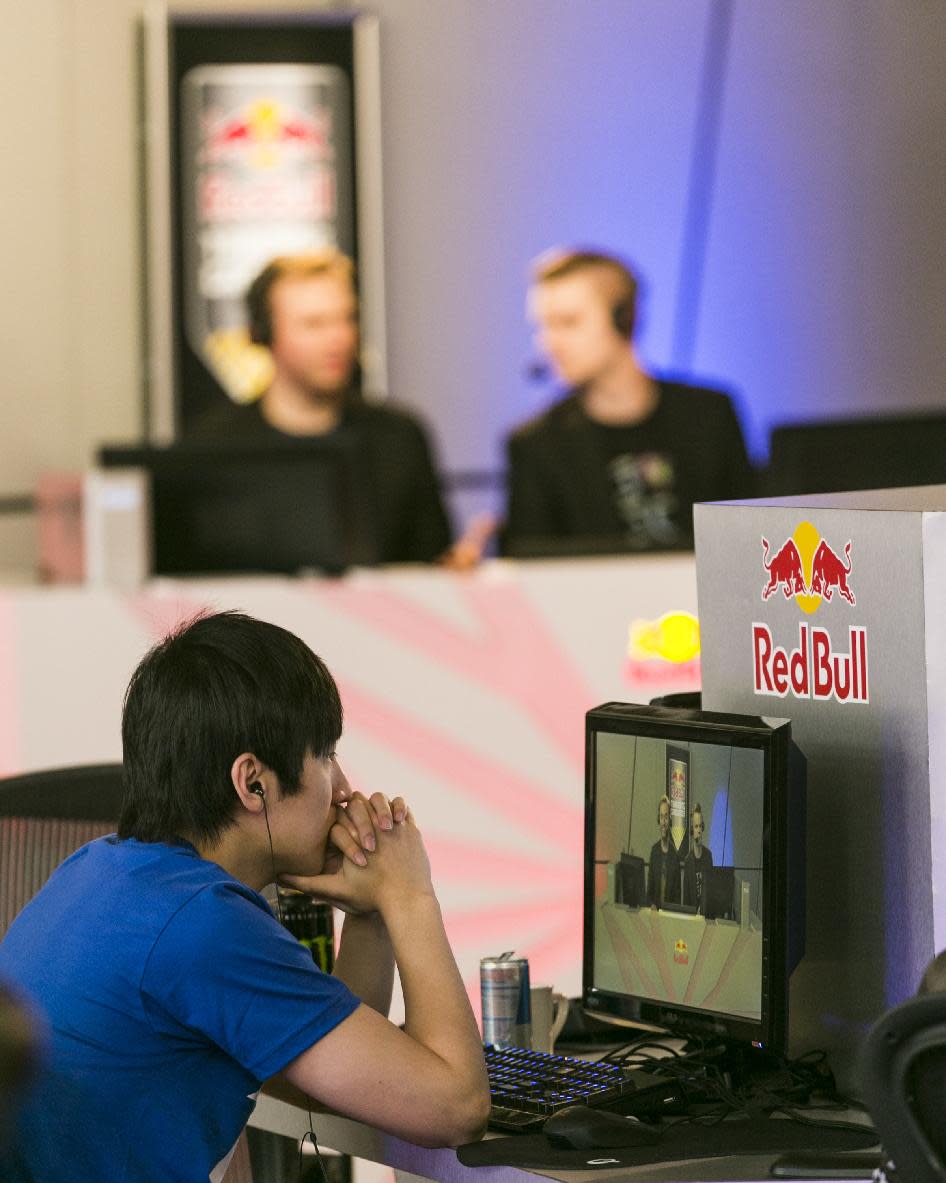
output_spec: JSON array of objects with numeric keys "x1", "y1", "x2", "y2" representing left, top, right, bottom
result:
[
  {"x1": 180, "y1": 63, "x2": 353, "y2": 404},
  {"x1": 753, "y1": 521, "x2": 868, "y2": 704}
]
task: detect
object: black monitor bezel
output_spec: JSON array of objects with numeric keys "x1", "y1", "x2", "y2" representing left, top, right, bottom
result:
[
  {"x1": 583, "y1": 701, "x2": 793, "y2": 1054},
  {"x1": 99, "y1": 437, "x2": 370, "y2": 576}
]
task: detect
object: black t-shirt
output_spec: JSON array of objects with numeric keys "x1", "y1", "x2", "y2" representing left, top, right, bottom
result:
[
  {"x1": 649, "y1": 839, "x2": 681, "y2": 906},
  {"x1": 189, "y1": 395, "x2": 452, "y2": 565},
  {"x1": 683, "y1": 847, "x2": 715, "y2": 914},
  {"x1": 504, "y1": 379, "x2": 755, "y2": 554},
  {"x1": 591, "y1": 421, "x2": 682, "y2": 549}
]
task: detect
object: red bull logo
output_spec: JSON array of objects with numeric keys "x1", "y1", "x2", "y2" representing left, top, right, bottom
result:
[
  {"x1": 761, "y1": 521, "x2": 855, "y2": 612},
  {"x1": 754, "y1": 521, "x2": 868, "y2": 704},
  {"x1": 673, "y1": 939, "x2": 689, "y2": 966},
  {"x1": 198, "y1": 97, "x2": 337, "y2": 224},
  {"x1": 203, "y1": 98, "x2": 332, "y2": 165}
]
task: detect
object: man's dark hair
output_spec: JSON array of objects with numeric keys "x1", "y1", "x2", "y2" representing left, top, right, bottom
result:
[
  {"x1": 246, "y1": 248, "x2": 355, "y2": 347},
  {"x1": 118, "y1": 611, "x2": 342, "y2": 846},
  {"x1": 532, "y1": 248, "x2": 639, "y2": 338}
]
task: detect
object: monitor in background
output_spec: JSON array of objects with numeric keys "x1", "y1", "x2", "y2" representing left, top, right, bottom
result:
[
  {"x1": 584, "y1": 702, "x2": 805, "y2": 1055},
  {"x1": 765, "y1": 413, "x2": 946, "y2": 496},
  {"x1": 704, "y1": 865, "x2": 736, "y2": 921},
  {"x1": 99, "y1": 438, "x2": 376, "y2": 576}
]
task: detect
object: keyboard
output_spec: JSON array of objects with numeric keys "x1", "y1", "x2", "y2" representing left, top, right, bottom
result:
[{"x1": 485, "y1": 1044, "x2": 651, "y2": 1133}]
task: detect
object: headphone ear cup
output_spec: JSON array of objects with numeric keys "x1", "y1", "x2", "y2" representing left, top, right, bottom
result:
[
  {"x1": 612, "y1": 298, "x2": 634, "y2": 338},
  {"x1": 246, "y1": 272, "x2": 273, "y2": 347},
  {"x1": 248, "y1": 306, "x2": 271, "y2": 348}
]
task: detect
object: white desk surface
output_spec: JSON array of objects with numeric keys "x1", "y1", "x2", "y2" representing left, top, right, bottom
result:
[{"x1": 249, "y1": 1093, "x2": 860, "y2": 1183}]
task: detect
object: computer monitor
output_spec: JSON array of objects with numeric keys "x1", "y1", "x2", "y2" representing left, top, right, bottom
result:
[
  {"x1": 99, "y1": 438, "x2": 373, "y2": 576},
  {"x1": 704, "y1": 866, "x2": 736, "y2": 921},
  {"x1": 616, "y1": 854, "x2": 646, "y2": 909},
  {"x1": 584, "y1": 702, "x2": 805, "y2": 1054},
  {"x1": 765, "y1": 413, "x2": 946, "y2": 496}
]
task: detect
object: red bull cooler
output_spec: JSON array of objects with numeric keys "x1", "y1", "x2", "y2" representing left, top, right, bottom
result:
[{"x1": 480, "y1": 953, "x2": 531, "y2": 1047}]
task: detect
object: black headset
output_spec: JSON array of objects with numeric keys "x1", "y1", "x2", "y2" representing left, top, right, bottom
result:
[
  {"x1": 611, "y1": 295, "x2": 635, "y2": 339},
  {"x1": 246, "y1": 270, "x2": 275, "y2": 348}
]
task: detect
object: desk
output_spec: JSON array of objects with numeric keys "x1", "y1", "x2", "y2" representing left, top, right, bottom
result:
[
  {"x1": 595, "y1": 904, "x2": 762, "y2": 1020},
  {"x1": 248, "y1": 1095, "x2": 854, "y2": 1183},
  {"x1": 0, "y1": 554, "x2": 698, "y2": 1011}
]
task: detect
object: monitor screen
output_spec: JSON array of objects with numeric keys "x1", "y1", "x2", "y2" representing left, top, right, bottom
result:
[
  {"x1": 99, "y1": 438, "x2": 375, "y2": 576},
  {"x1": 583, "y1": 702, "x2": 805, "y2": 1054}
]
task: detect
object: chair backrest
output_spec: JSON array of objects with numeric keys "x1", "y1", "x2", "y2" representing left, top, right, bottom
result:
[
  {"x1": 0, "y1": 763, "x2": 257, "y2": 1183},
  {"x1": 861, "y1": 991, "x2": 946, "y2": 1183},
  {"x1": 0, "y1": 764, "x2": 124, "y2": 940}
]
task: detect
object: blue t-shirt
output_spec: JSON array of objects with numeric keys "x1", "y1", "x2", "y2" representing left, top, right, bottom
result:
[{"x1": 0, "y1": 836, "x2": 360, "y2": 1183}]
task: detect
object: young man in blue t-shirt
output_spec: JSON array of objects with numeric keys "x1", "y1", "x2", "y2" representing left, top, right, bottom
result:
[{"x1": 0, "y1": 611, "x2": 489, "y2": 1182}]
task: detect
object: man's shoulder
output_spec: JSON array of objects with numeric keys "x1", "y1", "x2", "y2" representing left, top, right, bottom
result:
[
  {"x1": 507, "y1": 393, "x2": 585, "y2": 444},
  {"x1": 187, "y1": 398, "x2": 272, "y2": 439},
  {"x1": 347, "y1": 397, "x2": 435, "y2": 438},
  {"x1": 81, "y1": 838, "x2": 261, "y2": 908},
  {"x1": 654, "y1": 377, "x2": 738, "y2": 415}
]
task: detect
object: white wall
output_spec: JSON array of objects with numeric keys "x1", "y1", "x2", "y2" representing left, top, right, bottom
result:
[
  {"x1": 695, "y1": 2, "x2": 946, "y2": 453},
  {"x1": 2, "y1": 0, "x2": 945, "y2": 573}
]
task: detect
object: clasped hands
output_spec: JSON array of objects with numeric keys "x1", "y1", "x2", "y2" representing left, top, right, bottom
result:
[
  {"x1": 328, "y1": 790, "x2": 409, "y2": 870},
  {"x1": 281, "y1": 791, "x2": 427, "y2": 914}
]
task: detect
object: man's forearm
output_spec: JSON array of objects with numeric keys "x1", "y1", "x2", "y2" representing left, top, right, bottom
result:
[
  {"x1": 381, "y1": 892, "x2": 485, "y2": 1095},
  {"x1": 332, "y1": 911, "x2": 395, "y2": 1015}
]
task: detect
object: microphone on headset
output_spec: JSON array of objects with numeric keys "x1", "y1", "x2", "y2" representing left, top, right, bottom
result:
[{"x1": 524, "y1": 359, "x2": 552, "y2": 383}]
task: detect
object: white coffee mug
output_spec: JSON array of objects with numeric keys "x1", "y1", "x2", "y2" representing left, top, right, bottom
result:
[{"x1": 530, "y1": 986, "x2": 569, "y2": 1054}]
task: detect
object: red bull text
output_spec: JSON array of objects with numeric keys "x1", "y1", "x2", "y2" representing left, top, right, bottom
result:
[
  {"x1": 754, "y1": 522, "x2": 868, "y2": 705},
  {"x1": 753, "y1": 622, "x2": 868, "y2": 703}
]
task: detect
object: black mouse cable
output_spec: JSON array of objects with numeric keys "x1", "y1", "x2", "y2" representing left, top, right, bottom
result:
[
  {"x1": 600, "y1": 1037, "x2": 689, "y2": 1066},
  {"x1": 666, "y1": 1057, "x2": 748, "y2": 1120},
  {"x1": 619, "y1": 1045, "x2": 683, "y2": 1068},
  {"x1": 781, "y1": 1048, "x2": 858, "y2": 1111},
  {"x1": 610, "y1": 1038, "x2": 725, "y2": 1076},
  {"x1": 720, "y1": 1064, "x2": 868, "y2": 1135}
]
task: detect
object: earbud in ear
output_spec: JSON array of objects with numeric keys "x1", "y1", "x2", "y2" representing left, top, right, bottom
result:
[{"x1": 250, "y1": 782, "x2": 265, "y2": 799}]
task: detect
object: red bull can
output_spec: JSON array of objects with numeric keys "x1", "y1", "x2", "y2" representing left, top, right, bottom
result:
[{"x1": 480, "y1": 954, "x2": 531, "y2": 1047}]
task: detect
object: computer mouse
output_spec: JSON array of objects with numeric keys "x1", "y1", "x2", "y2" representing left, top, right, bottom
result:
[{"x1": 543, "y1": 1104, "x2": 662, "y2": 1150}]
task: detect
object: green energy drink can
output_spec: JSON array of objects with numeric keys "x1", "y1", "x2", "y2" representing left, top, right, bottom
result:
[
  {"x1": 480, "y1": 953, "x2": 531, "y2": 1047},
  {"x1": 277, "y1": 887, "x2": 335, "y2": 973}
]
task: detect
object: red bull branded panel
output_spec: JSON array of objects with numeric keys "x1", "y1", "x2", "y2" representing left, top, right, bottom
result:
[
  {"x1": 695, "y1": 486, "x2": 946, "y2": 1089},
  {"x1": 181, "y1": 63, "x2": 353, "y2": 406},
  {"x1": 160, "y1": 13, "x2": 373, "y2": 434}
]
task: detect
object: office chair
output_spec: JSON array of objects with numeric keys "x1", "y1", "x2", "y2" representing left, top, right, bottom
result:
[
  {"x1": 861, "y1": 991, "x2": 946, "y2": 1183},
  {"x1": 0, "y1": 763, "x2": 255, "y2": 1183},
  {"x1": 0, "y1": 763, "x2": 124, "y2": 939}
]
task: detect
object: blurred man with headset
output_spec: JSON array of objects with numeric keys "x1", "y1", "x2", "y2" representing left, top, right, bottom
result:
[
  {"x1": 196, "y1": 249, "x2": 488, "y2": 566},
  {"x1": 504, "y1": 248, "x2": 754, "y2": 555}
]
